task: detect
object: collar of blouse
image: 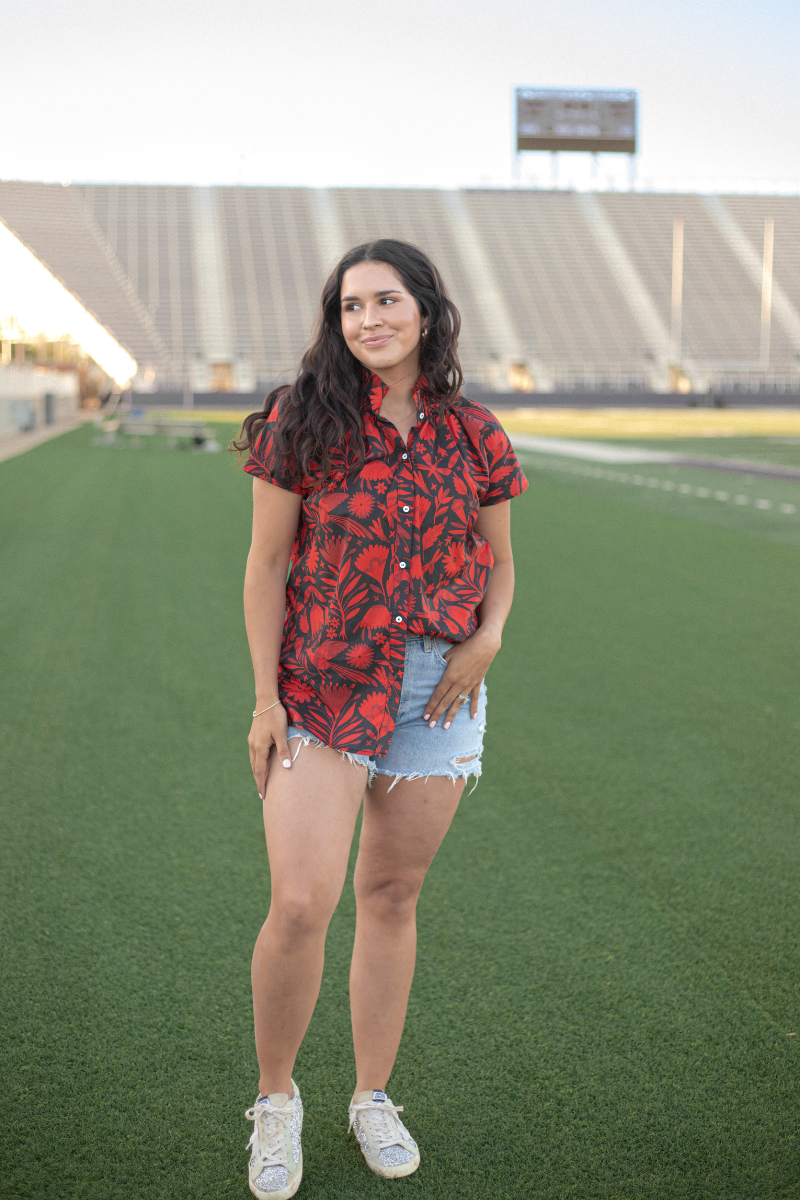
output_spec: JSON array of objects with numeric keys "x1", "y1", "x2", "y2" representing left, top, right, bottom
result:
[{"x1": 363, "y1": 371, "x2": 434, "y2": 421}]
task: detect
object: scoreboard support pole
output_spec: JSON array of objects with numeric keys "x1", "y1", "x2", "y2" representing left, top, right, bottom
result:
[{"x1": 628, "y1": 154, "x2": 638, "y2": 191}]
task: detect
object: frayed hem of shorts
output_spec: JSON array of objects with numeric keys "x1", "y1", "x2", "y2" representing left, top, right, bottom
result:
[
  {"x1": 372, "y1": 764, "x2": 482, "y2": 795},
  {"x1": 287, "y1": 733, "x2": 375, "y2": 784}
]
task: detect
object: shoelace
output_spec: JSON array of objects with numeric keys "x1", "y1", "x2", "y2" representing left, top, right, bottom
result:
[
  {"x1": 348, "y1": 1099, "x2": 408, "y2": 1150},
  {"x1": 244, "y1": 1098, "x2": 293, "y2": 1169}
]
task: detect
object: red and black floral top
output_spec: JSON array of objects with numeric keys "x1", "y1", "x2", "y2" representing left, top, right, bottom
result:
[{"x1": 244, "y1": 373, "x2": 527, "y2": 756}]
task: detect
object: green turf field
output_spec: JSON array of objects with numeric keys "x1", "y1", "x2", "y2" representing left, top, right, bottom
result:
[{"x1": 1, "y1": 424, "x2": 799, "y2": 1199}]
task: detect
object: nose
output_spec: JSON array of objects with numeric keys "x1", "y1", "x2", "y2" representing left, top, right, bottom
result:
[{"x1": 362, "y1": 301, "x2": 384, "y2": 329}]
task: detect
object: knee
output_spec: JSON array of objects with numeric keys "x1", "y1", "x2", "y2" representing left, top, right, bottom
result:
[
  {"x1": 268, "y1": 892, "x2": 334, "y2": 944},
  {"x1": 356, "y1": 877, "x2": 422, "y2": 924}
]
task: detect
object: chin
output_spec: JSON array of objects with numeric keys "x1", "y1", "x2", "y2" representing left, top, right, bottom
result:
[{"x1": 360, "y1": 352, "x2": 403, "y2": 371}]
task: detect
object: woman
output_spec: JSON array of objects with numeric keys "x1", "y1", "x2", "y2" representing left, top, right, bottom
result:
[{"x1": 235, "y1": 239, "x2": 527, "y2": 1199}]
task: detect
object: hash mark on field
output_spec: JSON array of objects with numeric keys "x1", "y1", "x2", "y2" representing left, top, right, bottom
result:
[{"x1": 521, "y1": 455, "x2": 800, "y2": 518}]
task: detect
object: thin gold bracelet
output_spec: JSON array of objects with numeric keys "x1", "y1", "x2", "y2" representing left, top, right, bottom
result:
[{"x1": 253, "y1": 700, "x2": 281, "y2": 718}]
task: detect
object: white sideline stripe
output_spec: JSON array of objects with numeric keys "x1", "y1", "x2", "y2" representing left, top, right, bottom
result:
[
  {"x1": 516, "y1": 452, "x2": 798, "y2": 517},
  {"x1": 509, "y1": 433, "x2": 677, "y2": 463}
]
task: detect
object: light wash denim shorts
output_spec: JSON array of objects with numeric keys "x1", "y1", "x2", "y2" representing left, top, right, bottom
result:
[{"x1": 286, "y1": 634, "x2": 487, "y2": 790}]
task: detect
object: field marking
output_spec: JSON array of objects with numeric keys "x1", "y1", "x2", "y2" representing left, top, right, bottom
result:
[
  {"x1": 509, "y1": 433, "x2": 676, "y2": 463},
  {"x1": 518, "y1": 454, "x2": 798, "y2": 517},
  {"x1": 509, "y1": 433, "x2": 800, "y2": 481}
]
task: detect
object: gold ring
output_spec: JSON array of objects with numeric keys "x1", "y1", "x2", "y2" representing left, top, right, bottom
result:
[{"x1": 457, "y1": 693, "x2": 469, "y2": 701}]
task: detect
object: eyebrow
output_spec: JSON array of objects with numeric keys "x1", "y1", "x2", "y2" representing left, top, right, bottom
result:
[{"x1": 341, "y1": 289, "x2": 403, "y2": 302}]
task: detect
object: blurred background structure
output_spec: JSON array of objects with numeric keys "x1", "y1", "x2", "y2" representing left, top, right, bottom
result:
[{"x1": 1, "y1": 181, "x2": 799, "y2": 409}]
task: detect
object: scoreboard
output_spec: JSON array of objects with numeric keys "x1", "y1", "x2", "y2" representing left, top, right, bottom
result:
[{"x1": 516, "y1": 88, "x2": 637, "y2": 154}]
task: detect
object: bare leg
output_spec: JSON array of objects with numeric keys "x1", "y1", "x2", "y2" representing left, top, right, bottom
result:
[
  {"x1": 349, "y1": 775, "x2": 465, "y2": 1096},
  {"x1": 253, "y1": 742, "x2": 366, "y2": 1097}
]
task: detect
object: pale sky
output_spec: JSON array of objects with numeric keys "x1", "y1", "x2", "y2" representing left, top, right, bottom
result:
[{"x1": 3, "y1": 0, "x2": 799, "y2": 191}]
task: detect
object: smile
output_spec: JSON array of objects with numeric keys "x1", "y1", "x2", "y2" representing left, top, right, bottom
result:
[{"x1": 361, "y1": 334, "x2": 393, "y2": 346}]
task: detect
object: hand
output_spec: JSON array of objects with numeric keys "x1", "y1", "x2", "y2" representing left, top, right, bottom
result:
[
  {"x1": 423, "y1": 629, "x2": 501, "y2": 730},
  {"x1": 248, "y1": 704, "x2": 292, "y2": 798}
]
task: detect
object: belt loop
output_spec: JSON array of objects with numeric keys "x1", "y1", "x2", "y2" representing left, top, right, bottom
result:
[{"x1": 423, "y1": 634, "x2": 432, "y2": 653}]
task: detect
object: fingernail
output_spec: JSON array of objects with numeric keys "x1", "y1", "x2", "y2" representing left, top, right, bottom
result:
[
  {"x1": 258, "y1": 793, "x2": 263, "y2": 799},
  {"x1": 444, "y1": 721, "x2": 451, "y2": 729},
  {"x1": 282, "y1": 759, "x2": 291, "y2": 768},
  {"x1": 423, "y1": 713, "x2": 430, "y2": 721},
  {"x1": 471, "y1": 713, "x2": 477, "y2": 719},
  {"x1": 429, "y1": 720, "x2": 436, "y2": 728}
]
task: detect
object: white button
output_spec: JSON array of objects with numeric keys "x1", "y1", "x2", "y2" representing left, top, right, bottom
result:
[
  {"x1": 399, "y1": 561, "x2": 407, "y2": 568},
  {"x1": 402, "y1": 453, "x2": 407, "y2": 460},
  {"x1": 402, "y1": 505, "x2": 410, "y2": 512},
  {"x1": 395, "y1": 616, "x2": 403, "y2": 623},
  {"x1": 419, "y1": 412, "x2": 425, "y2": 420}
]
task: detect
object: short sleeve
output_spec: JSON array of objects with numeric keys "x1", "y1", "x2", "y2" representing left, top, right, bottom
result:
[
  {"x1": 242, "y1": 402, "x2": 304, "y2": 495},
  {"x1": 478, "y1": 419, "x2": 529, "y2": 506}
]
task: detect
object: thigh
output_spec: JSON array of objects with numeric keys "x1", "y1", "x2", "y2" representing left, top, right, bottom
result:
[
  {"x1": 356, "y1": 774, "x2": 465, "y2": 887},
  {"x1": 263, "y1": 741, "x2": 367, "y2": 903}
]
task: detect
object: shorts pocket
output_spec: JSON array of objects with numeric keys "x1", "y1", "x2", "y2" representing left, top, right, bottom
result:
[{"x1": 432, "y1": 638, "x2": 455, "y2": 667}]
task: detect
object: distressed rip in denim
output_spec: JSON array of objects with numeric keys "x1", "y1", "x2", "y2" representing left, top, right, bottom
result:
[{"x1": 284, "y1": 635, "x2": 486, "y2": 792}]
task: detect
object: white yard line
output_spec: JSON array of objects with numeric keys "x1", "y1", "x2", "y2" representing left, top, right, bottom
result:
[
  {"x1": 509, "y1": 433, "x2": 677, "y2": 463},
  {"x1": 509, "y1": 433, "x2": 800, "y2": 481},
  {"x1": 517, "y1": 454, "x2": 798, "y2": 517}
]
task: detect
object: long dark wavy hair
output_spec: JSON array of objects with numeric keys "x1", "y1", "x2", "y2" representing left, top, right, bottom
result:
[{"x1": 231, "y1": 239, "x2": 463, "y2": 484}]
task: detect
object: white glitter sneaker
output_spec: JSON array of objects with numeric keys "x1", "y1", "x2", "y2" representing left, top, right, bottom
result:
[
  {"x1": 348, "y1": 1089, "x2": 420, "y2": 1178},
  {"x1": 245, "y1": 1080, "x2": 303, "y2": 1199}
]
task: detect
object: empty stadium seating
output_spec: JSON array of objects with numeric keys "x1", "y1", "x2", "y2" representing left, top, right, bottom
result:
[{"x1": 1, "y1": 181, "x2": 798, "y2": 395}]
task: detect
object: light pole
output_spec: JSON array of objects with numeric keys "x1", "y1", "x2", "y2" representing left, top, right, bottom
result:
[
  {"x1": 760, "y1": 217, "x2": 774, "y2": 369},
  {"x1": 671, "y1": 217, "x2": 684, "y2": 366}
]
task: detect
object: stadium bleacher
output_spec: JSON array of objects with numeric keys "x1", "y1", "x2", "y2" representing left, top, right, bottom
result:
[
  {"x1": 0, "y1": 182, "x2": 170, "y2": 378},
  {"x1": 1, "y1": 180, "x2": 798, "y2": 396}
]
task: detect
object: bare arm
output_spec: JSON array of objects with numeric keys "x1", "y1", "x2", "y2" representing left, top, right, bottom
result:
[
  {"x1": 244, "y1": 476, "x2": 302, "y2": 796},
  {"x1": 423, "y1": 500, "x2": 515, "y2": 728}
]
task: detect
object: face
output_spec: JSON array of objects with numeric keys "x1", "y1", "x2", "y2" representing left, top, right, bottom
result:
[{"x1": 340, "y1": 261, "x2": 426, "y2": 377}]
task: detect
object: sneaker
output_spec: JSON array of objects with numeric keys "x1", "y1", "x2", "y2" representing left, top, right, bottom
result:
[
  {"x1": 348, "y1": 1089, "x2": 420, "y2": 1178},
  {"x1": 245, "y1": 1080, "x2": 303, "y2": 1199}
]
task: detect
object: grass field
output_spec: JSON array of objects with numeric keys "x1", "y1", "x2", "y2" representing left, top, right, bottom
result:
[{"x1": 1, "y1": 424, "x2": 799, "y2": 1199}]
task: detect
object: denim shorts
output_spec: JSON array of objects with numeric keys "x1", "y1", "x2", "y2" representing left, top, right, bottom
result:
[{"x1": 286, "y1": 634, "x2": 487, "y2": 790}]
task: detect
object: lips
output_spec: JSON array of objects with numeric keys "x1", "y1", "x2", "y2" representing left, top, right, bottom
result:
[{"x1": 361, "y1": 335, "x2": 392, "y2": 347}]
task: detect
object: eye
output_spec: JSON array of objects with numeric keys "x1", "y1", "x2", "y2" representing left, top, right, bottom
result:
[
  {"x1": 379, "y1": 296, "x2": 397, "y2": 305},
  {"x1": 343, "y1": 302, "x2": 360, "y2": 312}
]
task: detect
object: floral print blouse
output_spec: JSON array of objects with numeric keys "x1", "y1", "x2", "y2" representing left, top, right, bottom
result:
[{"x1": 244, "y1": 373, "x2": 527, "y2": 756}]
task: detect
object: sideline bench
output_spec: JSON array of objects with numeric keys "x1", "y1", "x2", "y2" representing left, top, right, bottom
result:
[{"x1": 119, "y1": 419, "x2": 212, "y2": 443}]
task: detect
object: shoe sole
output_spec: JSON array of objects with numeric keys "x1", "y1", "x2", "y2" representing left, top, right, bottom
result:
[{"x1": 248, "y1": 1151, "x2": 303, "y2": 1200}]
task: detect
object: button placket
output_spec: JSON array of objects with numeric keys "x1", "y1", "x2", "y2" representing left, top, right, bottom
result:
[{"x1": 394, "y1": 443, "x2": 414, "y2": 629}]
